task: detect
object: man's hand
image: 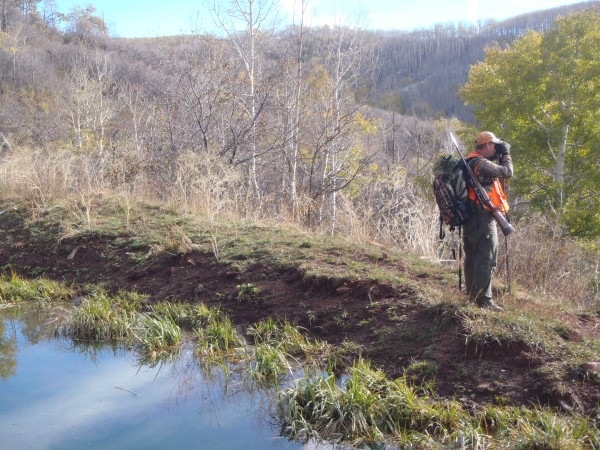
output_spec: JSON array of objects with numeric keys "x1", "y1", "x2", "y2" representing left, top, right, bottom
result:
[{"x1": 495, "y1": 141, "x2": 511, "y2": 156}]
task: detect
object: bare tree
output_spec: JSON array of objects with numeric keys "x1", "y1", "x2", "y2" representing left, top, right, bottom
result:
[
  {"x1": 300, "y1": 23, "x2": 376, "y2": 231},
  {"x1": 60, "y1": 49, "x2": 116, "y2": 159},
  {"x1": 286, "y1": 0, "x2": 308, "y2": 215},
  {"x1": 211, "y1": 0, "x2": 280, "y2": 205}
]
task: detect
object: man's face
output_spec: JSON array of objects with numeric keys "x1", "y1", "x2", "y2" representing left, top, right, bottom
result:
[{"x1": 480, "y1": 141, "x2": 496, "y2": 158}]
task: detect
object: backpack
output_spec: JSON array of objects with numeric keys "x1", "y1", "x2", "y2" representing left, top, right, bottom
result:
[{"x1": 432, "y1": 154, "x2": 472, "y2": 228}]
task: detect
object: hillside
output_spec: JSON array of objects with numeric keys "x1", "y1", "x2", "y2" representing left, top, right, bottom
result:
[
  {"x1": 370, "y1": 1, "x2": 600, "y2": 119},
  {"x1": 1, "y1": 198, "x2": 599, "y2": 421},
  {"x1": 0, "y1": 3, "x2": 598, "y2": 446}
]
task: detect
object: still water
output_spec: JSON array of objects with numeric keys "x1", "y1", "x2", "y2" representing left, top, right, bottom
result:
[{"x1": 0, "y1": 309, "x2": 328, "y2": 450}]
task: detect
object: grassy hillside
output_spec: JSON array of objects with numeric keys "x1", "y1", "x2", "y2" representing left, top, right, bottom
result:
[{"x1": 1, "y1": 196, "x2": 599, "y2": 447}]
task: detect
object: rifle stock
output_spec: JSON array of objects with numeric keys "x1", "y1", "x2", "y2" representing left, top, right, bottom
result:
[{"x1": 449, "y1": 133, "x2": 515, "y2": 236}]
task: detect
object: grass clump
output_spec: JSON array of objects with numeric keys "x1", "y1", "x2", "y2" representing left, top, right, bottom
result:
[
  {"x1": 137, "y1": 313, "x2": 181, "y2": 351},
  {"x1": 480, "y1": 405, "x2": 600, "y2": 448},
  {"x1": 278, "y1": 360, "x2": 599, "y2": 448},
  {"x1": 246, "y1": 319, "x2": 333, "y2": 382},
  {"x1": 149, "y1": 301, "x2": 219, "y2": 331},
  {"x1": 459, "y1": 308, "x2": 565, "y2": 357},
  {"x1": 278, "y1": 359, "x2": 467, "y2": 445},
  {"x1": 247, "y1": 318, "x2": 314, "y2": 354},
  {"x1": 196, "y1": 315, "x2": 246, "y2": 357},
  {"x1": 236, "y1": 283, "x2": 263, "y2": 304},
  {"x1": 404, "y1": 359, "x2": 439, "y2": 388},
  {"x1": 0, "y1": 271, "x2": 74, "y2": 305},
  {"x1": 59, "y1": 288, "x2": 149, "y2": 342},
  {"x1": 248, "y1": 343, "x2": 294, "y2": 385},
  {"x1": 62, "y1": 294, "x2": 135, "y2": 341}
]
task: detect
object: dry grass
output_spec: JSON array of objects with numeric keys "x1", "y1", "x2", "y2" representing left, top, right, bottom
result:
[
  {"x1": 334, "y1": 168, "x2": 439, "y2": 257},
  {"x1": 497, "y1": 213, "x2": 598, "y2": 310},
  {"x1": 0, "y1": 145, "x2": 596, "y2": 312}
]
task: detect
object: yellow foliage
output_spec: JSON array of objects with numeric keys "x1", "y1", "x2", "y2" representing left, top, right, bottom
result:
[{"x1": 353, "y1": 112, "x2": 378, "y2": 135}]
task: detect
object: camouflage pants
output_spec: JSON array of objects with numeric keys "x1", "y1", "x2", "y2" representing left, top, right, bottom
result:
[{"x1": 463, "y1": 211, "x2": 498, "y2": 304}]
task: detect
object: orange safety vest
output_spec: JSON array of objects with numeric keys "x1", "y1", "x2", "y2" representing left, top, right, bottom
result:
[{"x1": 466, "y1": 152, "x2": 510, "y2": 214}]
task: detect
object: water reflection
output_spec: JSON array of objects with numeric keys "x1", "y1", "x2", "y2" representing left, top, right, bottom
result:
[
  {"x1": 0, "y1": 311, "x2": 17, "y2": 379},
  {"x1": 0, "y1": 307, "x2": 336, "y2": 450}
]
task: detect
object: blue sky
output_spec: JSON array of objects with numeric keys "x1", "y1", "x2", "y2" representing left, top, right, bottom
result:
[{"x1": 53, "y1": 0, "x2": 591, "y2": 38}]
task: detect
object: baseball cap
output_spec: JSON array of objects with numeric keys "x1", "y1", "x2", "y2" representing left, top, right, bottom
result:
[{"x1": 475, "y1": 131, "x2": 502, "y2": 145}]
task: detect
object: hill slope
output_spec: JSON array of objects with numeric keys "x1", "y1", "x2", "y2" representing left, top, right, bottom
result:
[
  {"x1": 1, "y1": 199, "x2": 599, "y2": 415},
  {"x1": 369, "y1": 1, "x2": 600, "y2": 119}
]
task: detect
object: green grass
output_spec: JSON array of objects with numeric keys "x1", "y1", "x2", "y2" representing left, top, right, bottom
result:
[
  {"x1": 236, "y1": 283, "x2": 263, "y2": 304},
  {"x1": 247, "y1": 318, "x2": 315, "y2": 354},
  {"x1": 278, "y1": 360, "x2": 599, "y2": 448},
  {"x1": 245, "y1": 319, "x2": 334, "y2": 385},
  {"x1": 196, "y1": 315, "x2": 246, "y2": 356},
  {"x1": 277, "y1": 360, "x2": 460, "y2": 445},
  {"x1": 137, "y1": 313, "x2": 181, "y2": 351},
  {"x1": 62, "y1": 294, "x2": 135, "y2": 341},
  {"x1": 247, "y1": 343, "x2": 294, "y2": 385},
  {"x1": 149, "y1": 301, "x2": 220, "y2": 331},
  {"x1": 2, "y1": 198, "x2": 600, "y2": 447},
  {"x1": 0, "y1": 272, "x2": 74, "y2": 305},
  {"x1": 0, "y1": 198, "x2": 442, "y2": 298},
  {"x1": 459, "y1": 307, "x2": 568, "y2": 357}
]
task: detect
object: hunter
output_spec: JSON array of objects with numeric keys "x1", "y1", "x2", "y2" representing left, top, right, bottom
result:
[{"x1": 464, "y1": 131, "x2": 513, "y2": 311}]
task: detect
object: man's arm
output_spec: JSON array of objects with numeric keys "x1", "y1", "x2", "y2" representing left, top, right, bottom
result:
[
  {"x1": 474, "y1": 142, "x2": 513, "y2": 180},
  {"x1": 475, "y1": 154, "x2": 513, "y2": 179}
]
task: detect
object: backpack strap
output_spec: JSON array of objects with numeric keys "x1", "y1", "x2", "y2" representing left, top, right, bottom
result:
[
  {"x1": 458, "y1": 225, "x2": 463, "y2": 292},
  {"x1": 466, "y1": 154, "x2": 483, "y2": 176}
]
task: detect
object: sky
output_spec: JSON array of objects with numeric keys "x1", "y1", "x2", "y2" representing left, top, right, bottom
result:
[{"x1": 52, "y1": 0, "x2": 593, "y2": 38}]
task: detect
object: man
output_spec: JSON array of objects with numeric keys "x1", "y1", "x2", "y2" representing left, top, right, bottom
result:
[{"x1": 463, "y1": 131, "x2": 513, "y2": 311}]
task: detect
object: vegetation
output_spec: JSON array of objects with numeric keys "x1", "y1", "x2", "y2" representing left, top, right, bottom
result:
[
  {"x1": 278, "y1": 361, "x2": 599, "y2": 448},
  {"x1": 1, "y1": 202, "x2": 599, "y2": 447},
  {"x1": 461, "y1": 10, "x2": 600, "y2": 237},
  {"x1": 0, "y1": 272, "x2": 74, "y2": 305},
  {"x1": 0, "y1": 1, "x2": 599, "y2": 448}
]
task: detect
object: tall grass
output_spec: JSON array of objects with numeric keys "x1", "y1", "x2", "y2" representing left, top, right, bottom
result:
[
  {"x1": 61, "y1": 293, "x2": 137, "y2": 341},
  {"x1": 247, "y1": 318, "x2": 314, "y2": 355},
  {"x1": 196, "y1": 315, "x2": 246, "y2": 357},
  {"x1": 59, "y1": 293, "x2": 243, "y2": 356},
  {"x1": 246, "y1": 319, "x2": 331, "y2": 383},
  {"x1": 150, "y1": 301, "x2": 219, "y2": 331},
  {"x1": 248, "y1": 343, "x2": 294, "y2": 385},
  {"x1": 336, "y1": 168, "x2": 439, "y2": 257},
  {"x1": 497, "y1": 213, "x2": 599, "y2": 309},
  {"x1": 137, "y1": 313, "x2": 181, "y2": 350},
  {"x1": 64, "y1": 297, "x2": 132, "y2": 341}
]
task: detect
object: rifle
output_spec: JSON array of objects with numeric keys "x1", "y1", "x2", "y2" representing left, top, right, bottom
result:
[{"x1": 449, "y1": 132, "x2": 515, "y2": 236}]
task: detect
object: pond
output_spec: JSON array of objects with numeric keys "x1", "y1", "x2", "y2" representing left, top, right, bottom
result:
[{"x1": 0, "y1": 308, "x2": 332, "y2": 450}]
